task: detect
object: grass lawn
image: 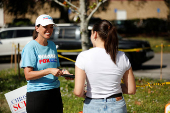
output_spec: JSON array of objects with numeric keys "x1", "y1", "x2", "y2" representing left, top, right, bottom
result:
[
  {"x1": 0, "y1": 36, "x2": 170, "y2": 112},
  {"x1": 0, "y1": 67, "x2": 170, "y2": 113}
]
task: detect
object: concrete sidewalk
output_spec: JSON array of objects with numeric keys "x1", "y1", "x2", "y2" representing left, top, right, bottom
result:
[{"x1": 133, "y1": 53, "x2": 170, "y2": 80}]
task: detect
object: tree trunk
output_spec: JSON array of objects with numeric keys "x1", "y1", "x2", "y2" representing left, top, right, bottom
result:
[{"x1": 80, "y1": 0, "x2": 90, "y2": 51}]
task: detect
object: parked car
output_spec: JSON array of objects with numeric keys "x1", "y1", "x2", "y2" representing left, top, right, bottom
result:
[
  {"x1": 0, "y1": 27, "x2": 34, "y2": 56},
  {"x1": 49, "y1": 24, "x2": 87, "y2": 65},
  {"x1": 50, "y1": 24, "x2": 154, "y2": 69}
]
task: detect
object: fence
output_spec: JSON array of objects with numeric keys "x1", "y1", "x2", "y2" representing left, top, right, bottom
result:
[
  {"x1": 12, "y1": 43, "x2": 170, "y2": 80},
  {"x1": 11, "y1": 43, "x2": 21, "y2": 79}
]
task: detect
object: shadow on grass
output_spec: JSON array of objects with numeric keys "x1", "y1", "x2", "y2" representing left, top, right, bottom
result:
[
  {"x1": 163, "y1": 36, "x2": 170, "y2": 43},
  {"x1": 134, "y1": 65, "x2": 167, "y2": 70}
]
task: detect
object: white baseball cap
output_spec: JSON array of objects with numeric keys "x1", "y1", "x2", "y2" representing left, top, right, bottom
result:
[{"x1": 35, "y1": 14, "x2": 56, "y2": 26}]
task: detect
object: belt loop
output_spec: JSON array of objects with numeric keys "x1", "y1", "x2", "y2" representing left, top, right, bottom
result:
[{"x1": 104, "y1": 98, "x2": 107, "y2": 102}]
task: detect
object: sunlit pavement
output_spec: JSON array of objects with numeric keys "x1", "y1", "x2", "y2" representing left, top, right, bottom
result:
[{"x1": 133, "y1": 53, "x2": 170, "y2": 80}]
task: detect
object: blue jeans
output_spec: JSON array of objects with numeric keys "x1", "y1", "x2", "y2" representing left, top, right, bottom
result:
[{"x1": 83, "y1": 96, "x2": 127, "y2": 113}]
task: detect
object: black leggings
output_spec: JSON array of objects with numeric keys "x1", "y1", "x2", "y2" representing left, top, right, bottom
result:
[{"x1": 26, "y1": 88, "x2": 63, "y2": 113}]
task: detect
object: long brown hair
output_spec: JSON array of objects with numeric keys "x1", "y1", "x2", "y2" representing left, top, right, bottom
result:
[
  {"x1": 92, "y1": 20, "x2": 118, "y2": 64},
  {"x1": 32, "y1": 24, "x2": 40, "y2": 40}
]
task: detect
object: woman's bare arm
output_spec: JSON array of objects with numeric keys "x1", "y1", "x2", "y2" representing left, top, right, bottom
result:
[
  {"x1": 121, "y1": 67, "x2": 136, "y2": 95},
  {"x1": 24, "y1": 67, "x2": 62, "y2": 81},
  {"x1": 74, "y1": 66, "x2": 86, "y2": 97}
]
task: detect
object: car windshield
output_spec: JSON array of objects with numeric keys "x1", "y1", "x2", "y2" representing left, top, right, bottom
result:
[
  {"x1": 15, "y1": 30, "x2": 33, "y2": 38},
  {"x1": 58, "y1": 28, "x2": 76, "y2": 39},
  {"x1": 0, "y1": 30, "x2": 14, "y2": 39}
]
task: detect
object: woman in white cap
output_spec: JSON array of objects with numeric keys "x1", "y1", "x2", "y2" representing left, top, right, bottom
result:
[
  {"x1": 74, "y1": 20, "x2": 136, "y2": 113},
  {"x1": 21, "y1": 14, "x2": 70, "y2": 113}
]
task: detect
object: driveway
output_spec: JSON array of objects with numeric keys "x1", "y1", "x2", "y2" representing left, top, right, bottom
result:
[{"x1": 133, "y1": 53, "x2": 170, "y2": 80}]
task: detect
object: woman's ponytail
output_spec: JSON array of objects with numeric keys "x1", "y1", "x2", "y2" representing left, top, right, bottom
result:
[
  {"x1": 33, "y1": 24, "x2": 40, "y2": 40},
  {"x1": 104, "y1": 26, "x2": 118, "y2": 64},
  {"x1": 92, "y1": 20, "x2": 118, "y2": 64}
]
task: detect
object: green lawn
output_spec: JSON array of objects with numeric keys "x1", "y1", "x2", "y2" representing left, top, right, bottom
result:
[
  {"x1": 0, "y1": 36, "x2": 170, "y2": 113},
  {"x1": 0, "y1": 68, "x2": 170, "y2": 113},
  {"x1": 0, "y1": 36, "x2": 170, "y2": 112}
]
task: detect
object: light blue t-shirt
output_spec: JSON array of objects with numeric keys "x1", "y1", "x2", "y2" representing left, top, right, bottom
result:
[{"x1": 21, "y1": 40, "x2": 60, "y2": 92}]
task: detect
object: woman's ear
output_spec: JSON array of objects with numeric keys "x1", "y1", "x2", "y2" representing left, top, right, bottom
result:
[
  {"x1": 35, "y1": 26, "x2": 39, "y2": 33},
  {"x1": 94, "y1": 31, "x2": 98, "y2": 40}
]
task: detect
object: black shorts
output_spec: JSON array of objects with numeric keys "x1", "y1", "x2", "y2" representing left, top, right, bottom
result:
[{"x1": 26, "y1": 87, "x2": 63, "y2": 113}]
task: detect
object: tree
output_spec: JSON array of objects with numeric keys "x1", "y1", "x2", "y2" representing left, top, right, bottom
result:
[
  {"x1": 53, "y1": 0, "x2": 107, "y2": 51},
  {"x1": 165, "y1": 0, "x2": 170, "y2": 20},
  {"x1": 0, "y1": 0, "x2": 108, "y2": 50},
  {"x1": 0, "y1": 0, "x2": 36, "y2": 17},
  {"x1": 0, "y1": 0, "x2": 70, "y2": 23},
  {"x1": 164, "y1": 0, "x2": 170, "y2": 33}
]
